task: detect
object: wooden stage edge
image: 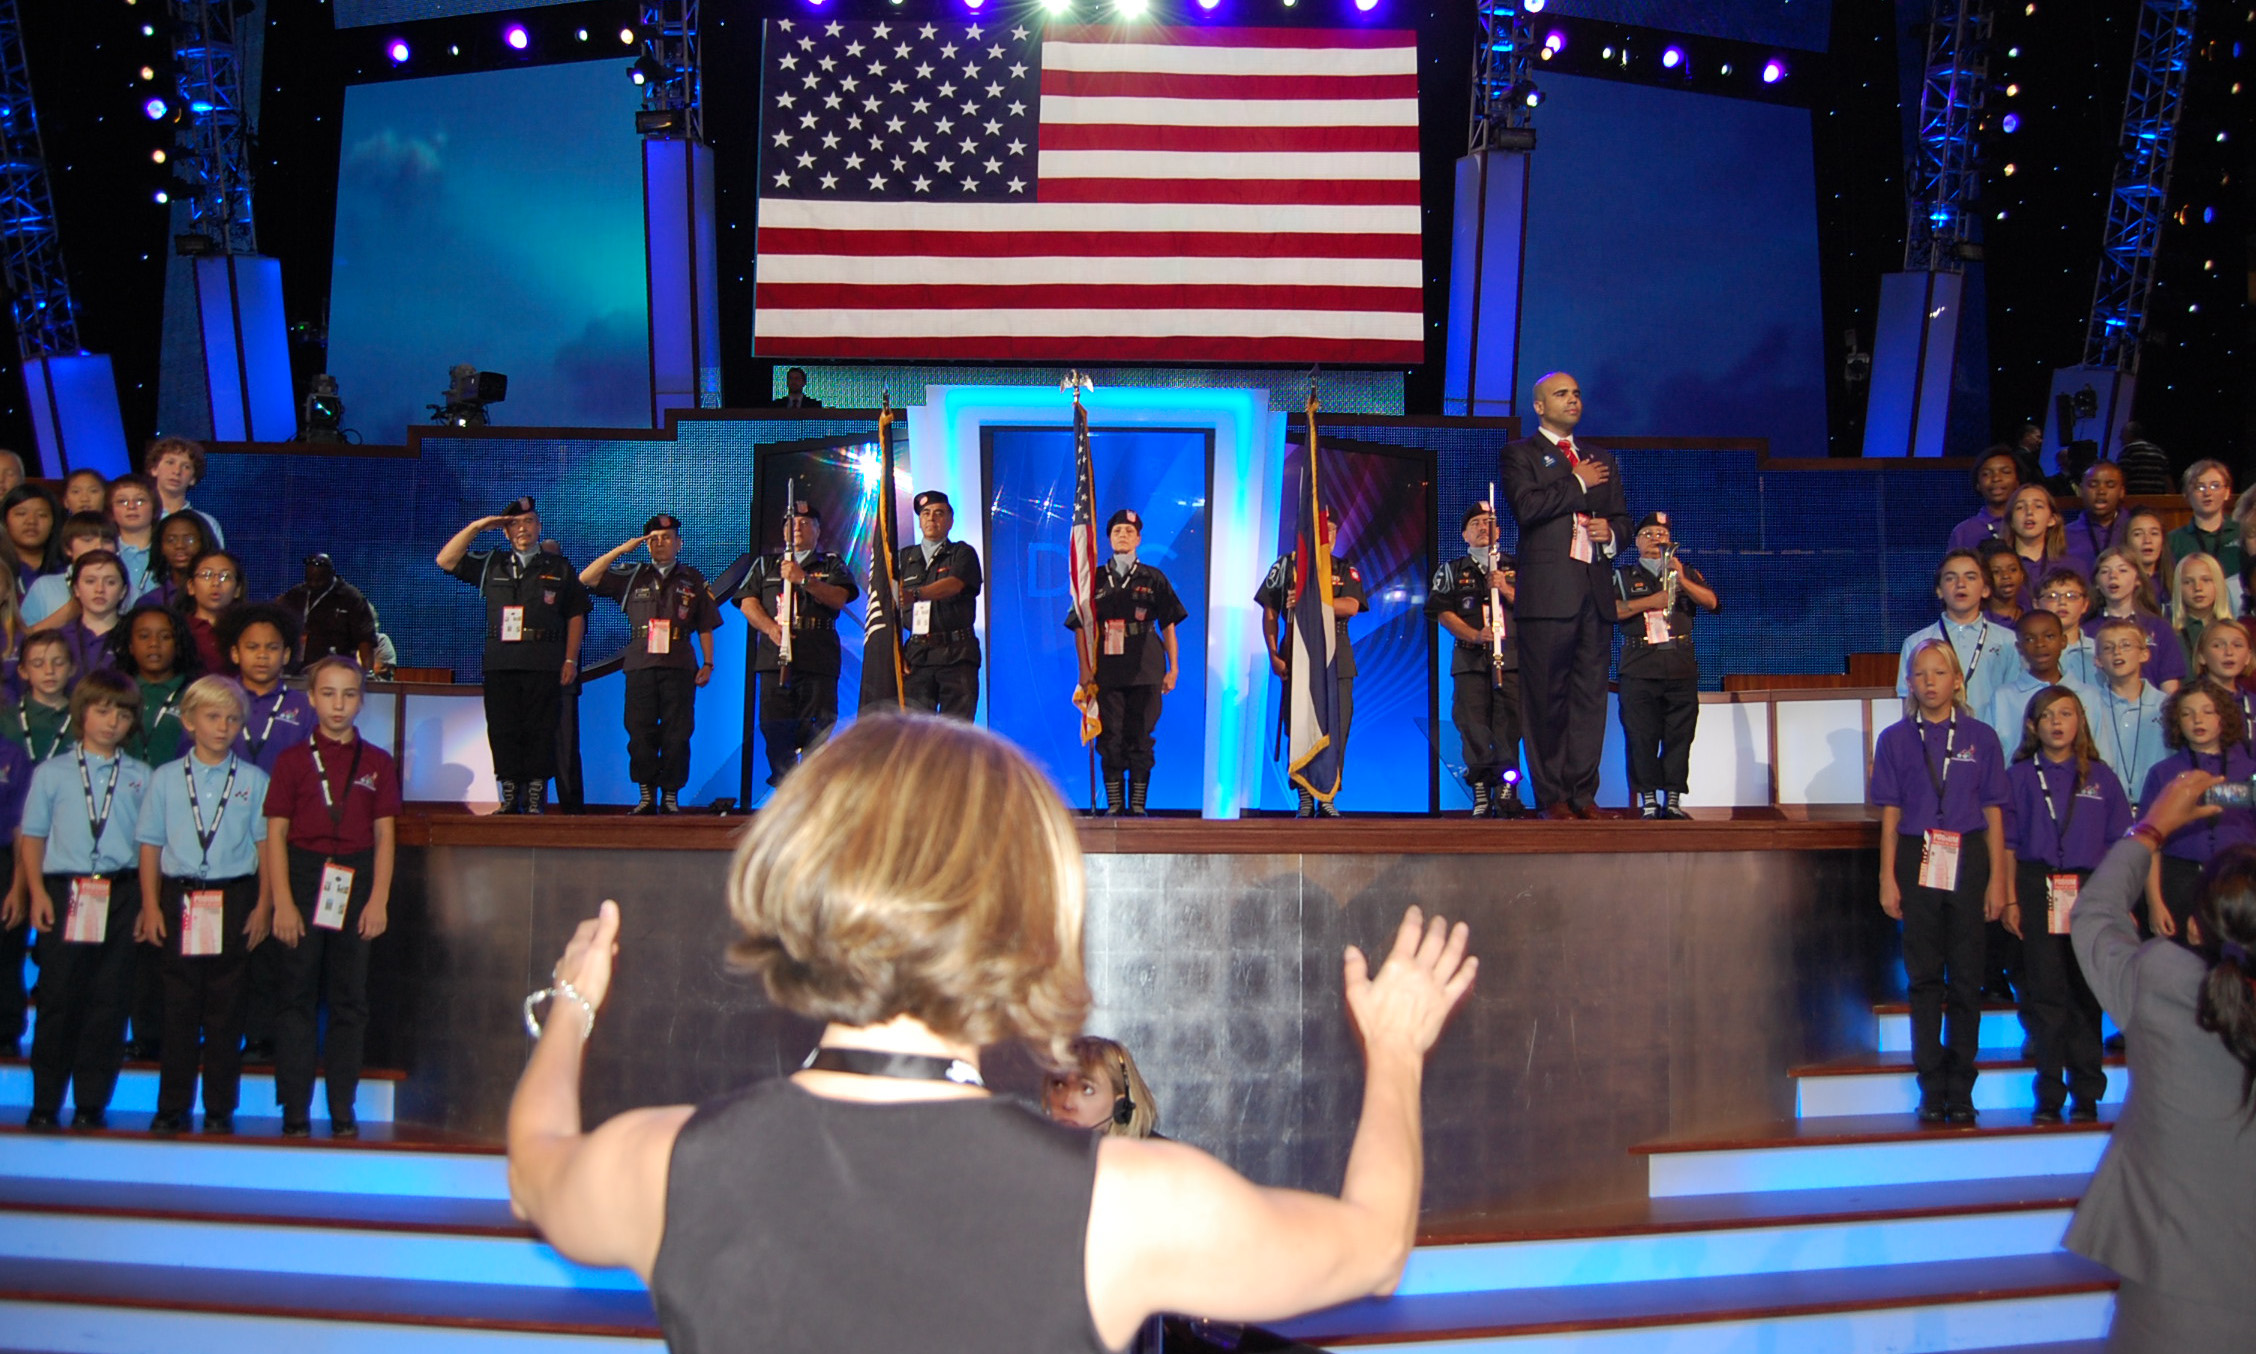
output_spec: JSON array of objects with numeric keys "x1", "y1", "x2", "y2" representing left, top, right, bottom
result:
[{"x1": 399, "y1": 805, "x2": 1881, "y2": 855}]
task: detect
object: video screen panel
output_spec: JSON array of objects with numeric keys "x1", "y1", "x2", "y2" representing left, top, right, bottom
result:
[
  {"x1": 1539, "y1": 1, "x2": 1831, "y2": 52},
  {"x1": 328, "y1": 60, "x2": 650, "y2": 441},
  {"x1": 334, "y1": 1, "x2": 582, "y2": 28},
  {"x1": 983, "y1": 427, "x2": 1212, "y2": 812}
]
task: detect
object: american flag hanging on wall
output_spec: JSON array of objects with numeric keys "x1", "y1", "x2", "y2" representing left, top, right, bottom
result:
[{"x1": 753, "y1": 20, "x2": 1423, "y2": 363}]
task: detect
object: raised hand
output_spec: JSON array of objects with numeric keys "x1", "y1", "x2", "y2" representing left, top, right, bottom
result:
[
  {"x1": 553, "y1": 900, "x2": 622, "y2": 1014},
  {"x1": 1343, "y1": 906, "x2": 1477, "y2": 1063}
]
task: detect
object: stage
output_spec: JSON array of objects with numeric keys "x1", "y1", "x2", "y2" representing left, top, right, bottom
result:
[{"x1": 378, "y1": 809, "x2": 1896, "y2": 1217}]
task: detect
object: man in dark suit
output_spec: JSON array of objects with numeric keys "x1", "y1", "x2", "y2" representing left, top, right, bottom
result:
[
  {"x1": 1502, "y1": 371, "x2": 1631, "y2": 819},
  {"x1": 764, "y1": 367, "x2": 823, "y2": 409}
]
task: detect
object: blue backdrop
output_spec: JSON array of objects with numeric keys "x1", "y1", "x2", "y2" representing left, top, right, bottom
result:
[
  {"x1": 328, "y1": 60, "x2": 651, "y2": 442},
  {"x1": 982, "y1": 427, "x2": 1211, "y2": 813}
]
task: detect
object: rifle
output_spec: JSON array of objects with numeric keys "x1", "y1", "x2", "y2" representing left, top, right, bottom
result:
[
  {"x1": 778, "y1": 477, "x2": 799, "y2": 688},
  {"x1": 1486, "y1": 481, "x2": 1507, "y2": 689}
]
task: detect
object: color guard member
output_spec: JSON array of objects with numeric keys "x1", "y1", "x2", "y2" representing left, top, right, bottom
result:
[
  {"x1": 581, "y1": 515, "x2": 721, "y2": 814},
  {"x1": 1066, "y1": 509, "x2": 1186, "y2": 816},
  {"x1": 1612, "y1": 512, "x2": 1719, "y2": 819},
  {"x1": 735, "y1": 504, "x2": 858, "y2": 785},
  {"x1": 1257, "y1": 507, "x2": 1365, "y2": 817},
  {"x1": 1426, "y1": 501, "x2": 1526, "y2": 818},
  {"x1": 891, "y1": 491, "x2": 983, "y2": 721}
]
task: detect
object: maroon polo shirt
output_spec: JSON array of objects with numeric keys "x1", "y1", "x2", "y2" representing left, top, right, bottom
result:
[{"x1": 263, "y1": 730, "x2": 402, "y2": 857}]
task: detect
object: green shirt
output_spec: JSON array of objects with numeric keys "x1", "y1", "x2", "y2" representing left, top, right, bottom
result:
[
  {"x1": 129, "y1": 674, "x2": 188, "y2": 769},
  {"x1": 0, "y1": 698, "x2": 73, "y2": 763},
  {"x1": 2167, "y1": 523, "x2": 2244, "y2": 580}
]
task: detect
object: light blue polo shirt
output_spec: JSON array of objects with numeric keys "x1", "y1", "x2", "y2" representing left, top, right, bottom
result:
[
  {"x1": 19, "y1": 572, "x2": 69, "y2": 626},
  {"x1": 136, "y1": 752, "x2": 270, "y2": 881},
  {"x1": 1985, "y1": 669, "x2": 2106, "y2": 753},
  {"x1": 2092, "y1": 680, "x2": 2169, "y2": 809},
  {"x1": 1896, "y1": 615, "x2": 2018, "y2": 724},
  {"x1": 21, "y1": 749, "x2": 153, "y2": 875},
  {"x1": 118, "y1": 541, "x2": 160, "y2": 604}
]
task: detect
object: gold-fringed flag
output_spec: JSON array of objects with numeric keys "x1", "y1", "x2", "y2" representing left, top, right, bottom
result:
[{"x1": 1065, "y1": 373, "x2": 1102, "y2": 743}]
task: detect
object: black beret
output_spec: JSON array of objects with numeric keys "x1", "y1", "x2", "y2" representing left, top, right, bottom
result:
[
  {"x1": 1106, "y1": 508, "x2": 1142, "y2": 531},
  {"x1": 1461, "y1": 501, "x2": 1497, "y2": 530},
  {"x1": 913, "y1": 490, "x2": 951, "y2": 513},
  {"x1": 644, "y1": 513, "x2": 681, "y2": 534},
  {"x1": 500, "y1": 496, "x2": 537, "y2": 517},
  {"x1": 1634, "y1": 511, "x2": 1672, "y2": 534}
]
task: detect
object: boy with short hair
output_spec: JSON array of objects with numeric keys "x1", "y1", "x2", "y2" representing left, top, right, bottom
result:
[
  {"x1": 133, "y1": 676, "x2": 271, "y2": 1135},
  {"x1": 2, "y1": 632, "x2": 76, "y2": 763},
  {"x1": 142, "y1": 436, "x2": 223, "y2": 547},
  {"x1": 1896, "y1": 551, "x2": 2018, "y2": 724},
  {"x1": 219, "y1": 604, "x2": 312, "y2": 773},
  {"x1": 2089, "y1": 615, "x2": 2169, "y2": 809},
  {"x1": 22, "y1": 512, "x2": 120, "y2": 629},
  {"x1": 19, "y1": 671, "x2": 152, "y2": 1130},
  {"x1": 2032, "y1": 567, "x2": 2103, "y2": 689},
  {"x1": 107, "y1": 473, "x2": 163, "y2": 604},
  {"x1": 1983, "y1": 609, "x2": 2103, "y2": 759},
  {"x1": 2167, "y1": 459, "x2": 2241, "y2": 580}
]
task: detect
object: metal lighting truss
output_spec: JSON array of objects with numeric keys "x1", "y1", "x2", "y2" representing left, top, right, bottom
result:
[
  {"x1": 640, "y1": 0, "x2": 702, "y2": 143},
  {"x1": 169, "y1": 1, "x2": 257, "y2": 254},
  {"x1": 0, "y1": 0, "x2": 79, "y2": 359},
  {"x1": 1468, "y1": 0, "x2": 1535, "y2": 152},
  {"x1": 2081, "y1": 0, "x2": 2199, "y2": 372},
  {"x1": 1904, "y1": 0, "x2": 1994, "y2": 273}
]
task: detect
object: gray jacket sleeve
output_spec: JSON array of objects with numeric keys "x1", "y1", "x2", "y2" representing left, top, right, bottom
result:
[{"x1": 2071, "y1": 837, "x2": 2150, "y2": 1026}]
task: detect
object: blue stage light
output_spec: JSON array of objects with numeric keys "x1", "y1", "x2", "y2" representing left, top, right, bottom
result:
[
  {"x1": 2001, "y1": 111, "x2": 2021, "y2": 132},
  {"x1": 1543, "y1": 30, "x2": 1564, "y2": 52},
  {"x1": 1661, "y1": 46, "x2": 1683, "y2": 69},
  {"x1": 387, "y1": 38, "x2": 410, "y2": 63},
  {"x1": 505, "y1": 24, "x2": 529, "y2": 50},
  {"x1": 1354, "y1": 0, "x2": 1378, "y2": 11},
  {"x1": 1197, "y1": 0, "x2": 1220, "y2": 10},
  {"x1": 1522, "y1": 0, "x2": 1545, "y2": 10},
  {"x1": 1761, "y1": 57, "x2": 1786, "y2": 83},
  {"x1": 964, "y1": 0, "x2": 985, "y2": 10},
  {"x1": 143, "y1": 97, "x2": 167, "y2": 120}
]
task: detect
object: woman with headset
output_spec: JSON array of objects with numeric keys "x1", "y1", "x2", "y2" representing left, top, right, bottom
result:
[{"x1": 1045, "y1": 1036, "x2": 1159, "y2": 1139}]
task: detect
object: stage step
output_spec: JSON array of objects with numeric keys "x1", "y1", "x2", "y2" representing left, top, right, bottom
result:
[
  {"x1": 0, "y1": 1059, "x2": 396, "y2": 1122},
  {"x1": 1792, "y1": 1049, "x2": 2128, "y2": 1118},
  {"x1": 0, "y1": 1112, "x2": 507, "y2": 1199},
  {"x1": 1401, "y1": 1174, "x2": 2087, "y2": 1293},
  {"x1": 1635, "y1": 1109, "x2": 2117, "y2": 1197},
  {"x1": 1874, "y1": 1002, "x2": 2026, "y2": 1053},
  {"x1": 1272, "y1": 1250, "x2": 2115, "y2": 1352}
]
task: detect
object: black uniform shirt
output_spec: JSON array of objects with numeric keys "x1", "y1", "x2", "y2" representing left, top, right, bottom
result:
[
  {"x1": 1613, "y1": 555, "x2": 1711, "y2": 681},
  {"x1": 280, "y1": 578, "x2": 378, "y2": 667},
  {"x1": 1064, "y1": 559, "x2": 1189, "y2": 688},
  {"x1": 594, "y1": 561, "x2": 721, "y2": 673},
  {"x1": 1256, "y1": 553, "x2": 1366, "y2": 680},
  {"x1": 741, "y1": 551, "x2": 859, "y2": 676},
  {"x1": 1425, "y1": 550, "x2": 1520, "y2": 676},
  {"x1": 447, "y1": 548, "x2": 592, "y2": 673},
  {"x1": 893, "y1": 539, "x2": 984, "y2": 668}
]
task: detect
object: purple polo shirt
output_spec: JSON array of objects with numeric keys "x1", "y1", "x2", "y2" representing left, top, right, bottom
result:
[
  {"x1": 231, "y1": 686, "x2": 315, "y2": 774},
  {"x1": 1871, "y1": 713, "x2": 2009, "y2": 836},
  {"x1": 2005, "y1": 755, "x2": 2131, "y2": 871},
  {"x1": 2140, "y1": 747, "x2": 2256, "y2": 862},
  {"x1": 2060, "y1": 513, "x2": 2124, "y2": 578},
  {"x1": 1948, "y1": 507, "x2": 2010, "y2": 553}
]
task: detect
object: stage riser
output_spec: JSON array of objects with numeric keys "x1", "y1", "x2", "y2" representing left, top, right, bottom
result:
[
  {"x1": 0, "y1": 1212, "x2": 632, "y2": 1293},
  {"x1": 0, "y1": 1302, "x2": 660, "y2": 1354},
  {"x1": 1304, "y1": 1292, "x2": 2114, "y2": 1353},
  {"x1": 1795, "y1": 1070, "x2": 2128, "y2": 1118},
  {"x1": 392, "y1": 841, "x2": 1890, "y2": 1214},
  {"x1": 0, "y1": 1066, "x2": 393, "y2": 1122},
  {"x1": 1, "y1": 1136, "x2": 507, "y2": 1200},
  {"x1": 1878, "y1": 1010, "x2": 2026, "y2": 1052},
  {"x1": 1647, "y1": 1136, "x2": 2111, "y2": 1198},
  {"x1": 1398, "y1": 1210, "x2": 2073, "y2": 1295}
]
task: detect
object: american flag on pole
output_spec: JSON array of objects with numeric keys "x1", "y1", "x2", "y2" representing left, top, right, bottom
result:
[
  {"x1": 1287, "y1": 394, "x2": 1341, "y2": 802},
  {"x1": 753, "y1": 20, "x2": 1422, "y2": 363},
  {"x1": 1066, "y1": 382, "x2": 1102, "y2": 743}
]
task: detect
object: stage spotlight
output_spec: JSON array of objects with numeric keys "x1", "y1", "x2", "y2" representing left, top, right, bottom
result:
[
  {"x1": 153, "y1": 190, "x2": 168, "y2": 204},
  {"x1": 619, "y1": 27, "x2": 635, "y2": 44},
  {"x1": 1044, "y1": 0, "x2": 1070, "y2": 12},
  {"x1": 1508, "y1": 80, "x2": 1542, "y2": 108},
  {"x1": 139, "y1": 65, "x2": 154, "y2": 80},
  {"x1": 1115, "y1": 0, "x2": 1147, "y2": 17},
  {"x1": 505, "y1": 24, "x2": 529, "y2": 50},
  {"x1": 1354, "y1": 0, "x2": 1377, "y2": 10},
  {"x1": 387, "y1": 38, "x2": 409, "y2": 63},
  {"x1": 964, "y1": 0, "x2": 984, "y2": 11},
  {"x1": 1197, "y1": 0, "x2": 1219, "y2": 10},
  {"x1": 1661, "y1": 46, "x2": 1683, "y2": 68},
  {"x1": 1719, "y1": 62, "x2": 1732, "y2": 74},
  {"x1": 2001, "y1": 111, "x2": 2021, "y2": 132},
  {"x1": 577, "y1": 29, "x2": 588, "y2": 41},
  {"x1": 143, "y1": 96, "x2": 168, "y2": 120},
  {"x1": 150, "y1": 149, "x2": 166, "y2": 164},
  {"x1": 632, "y1": 54, "x2": 665, "y2": 85},
  {"x1": 1543, "y1": 30, "x2": 1564, "y2": 52},
  {"x1": 2005, "y1": 82, "x2": 2019, "y2": 96},
  {"x1": 1522, "y1": 0, "x2": 1544, "y2": 10},
  {"x1": 1761, "y1": 57, "x2": 1786, "y2": 83},
  {"x1": 302, "y1": 375, "x2": 345, "y2": 444}
]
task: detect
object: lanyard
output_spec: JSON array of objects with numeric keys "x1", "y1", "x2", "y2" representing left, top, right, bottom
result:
[
  {"x1": 77, "y1": 749, "x2": 120, "y2": 868},
  {"x1": 2105, "y1": 689, "x2": 2152, "y2": 790},
  {"x1": 18, "y1": 704, "x2": 60, "y2": 762},
  {"x1": 247, "y1": 688, "x2": 286, "y2": 758},
  {"x1": 310, "y1": 737, "x2": 366, "y2": 828},
  {"x1": 1942, "y1": 618, "x2": 1992, "y2": 687},
  {"x1": 2035, "y1": 758, "x2": 2080, "y2": 866},
  {"x1": 183, "y1": 755, "x2": 239, "y2": 872},
  {"x1": 1918, "y1": 714, "x2": 1958, "y2": 803}
]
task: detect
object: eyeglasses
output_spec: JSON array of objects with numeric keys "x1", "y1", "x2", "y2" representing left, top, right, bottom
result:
[
  {"x1": 194, "y1": 569, "x2": 237, "y2": 584},
  {"x1": 2194, "y1": 481, "x2": 2229, "y2": 493},
  {"x1": 2037, "y1": 589, "x2": 2084, "y2": 603}
]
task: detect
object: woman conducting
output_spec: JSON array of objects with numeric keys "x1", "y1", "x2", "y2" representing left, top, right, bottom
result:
[
  {"x1": 2065, "y1": 767, "x2": 2256, "y2": 1350},
  {"x1": 505, "y1": 714, "x2": 1478, "y2": 1353}
]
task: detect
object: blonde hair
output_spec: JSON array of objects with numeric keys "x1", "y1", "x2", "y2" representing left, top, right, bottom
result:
[
  {"x1": 178, "y1": 674, "x2": 247, "y2": 724},
  {"x1": 1902, "y1": 636, "x2": 1970, "y2": 719},
  {"x1": 2172, "y1": 553, "x2": 2234, "y2": 629},
  {"x1": 725, "y1": 715, "x2": 1091, "y2": 1061},
  {"x1": 303, "y1": 654, "x2": 366, "y2": 694},
  {"x1": 1057, "y1": 1035, "x2": 1159, "y2": 1139},
  {"x1": 2198, "y1": 618, "x2": 2254, "y2": 683}
]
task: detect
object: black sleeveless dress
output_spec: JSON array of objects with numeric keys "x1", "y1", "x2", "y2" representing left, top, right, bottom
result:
[{"x1": 651, "y1": 1079, "x2": 1116, "y2": 1354}]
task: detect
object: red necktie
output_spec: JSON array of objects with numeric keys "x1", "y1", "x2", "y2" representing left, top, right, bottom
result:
[{"x1": 1558, "y1": 436, "x2": 1580, "y2": 466}]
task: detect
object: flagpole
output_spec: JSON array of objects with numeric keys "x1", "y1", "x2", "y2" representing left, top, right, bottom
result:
[{"x1": 875, "y1": 391, "x2": 908, "y2": 710}]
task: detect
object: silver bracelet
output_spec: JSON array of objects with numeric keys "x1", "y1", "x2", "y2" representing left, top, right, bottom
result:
[{"x1": 523, "y1": 976, "x2": 596, "y2": 1041}]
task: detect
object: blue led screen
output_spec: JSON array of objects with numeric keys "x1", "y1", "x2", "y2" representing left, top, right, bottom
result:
[
  {"x1": 335, "y1": 0, "x2": 582, "y2": 28},
  {"x1": 1520, "y1": 74, "x2": 1826, "y2": 458},
  {"x1": 1257, "y1": 438, "x2": 1435, "y2": 814},
  {"x1": 1540, "y1": 1, "x2": 1832, "y2": 51},
  {"x1": 982, "y1": 427, "x2": 1211, "y2": 813},
  {"x1": 328, "y1": 61, "x2": 651, "y2": 444}
]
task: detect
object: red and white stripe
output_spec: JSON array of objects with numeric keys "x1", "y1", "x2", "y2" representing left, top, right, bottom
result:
[{"x1": 754, "y1": 26, "x2": 1423, "y2": 363}]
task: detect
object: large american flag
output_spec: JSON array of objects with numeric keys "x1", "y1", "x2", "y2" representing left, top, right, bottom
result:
[{"x1": 753, "y1": 20, "x2": 1422, "y2": 363}]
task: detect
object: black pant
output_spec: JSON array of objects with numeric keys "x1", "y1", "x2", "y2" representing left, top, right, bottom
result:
[
  {"x1": 1097, "y1": 685, "x2": 1163, "y2": 775},
  {"x1": 2014, "y1": 862, "x2": 2107, "y2": 1110},
  {"x1": 625, "y1": 668, "x2": 698, "y2": 790},
  {"x1": 1895, "y1": 835, "x2": 1991, "y2": 1107},
  {"x1": 758, "y1": 668, "x2": 840, "y2": 784},
  {"x1": 0, "y1": 845, "x2": 28, "y2": 1049},
  {"x1": 903, "y1": 662, "x2": 979, "y2": 721},
  {"x1": 1451, "y1": 668, "x2": 1522, "y2": 785},
  {"x1": 274, "y1": 848, "x2": 375, "y2": 1120},
  {"x1": 155, "y1": 875, "x2": 257, "y2": 1118},
  {"x1": 1518, "y1": 602, "x2": 1611, "y2": 809},
  {"x1": 128, "y1": 930, "x2": 165, "y2": 1054},
  {"x1": 484, "y1": 668, "x2": 563, "y2": 782},
  {"x1": 1618, "y1": 672, "x2": 1698, "y2": 795},
  {"x1": 29, "y1": 870, "x2": 139, "y2": 1115}
]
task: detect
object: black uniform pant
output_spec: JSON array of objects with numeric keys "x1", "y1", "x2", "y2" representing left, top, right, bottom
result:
[
  {"x1": 904, "y1": 662, "x2": 979, "y2": 721},
  {"x1": 0, "y1": 845, "x2": 29, "y2": 1049},
  {"x1": 1895, "y1": 835, "x2": 1991, "y2": 1107},
  {"x1": 625, "y1": 668, "x2": 698, "y2": 790},
  {"x1": 1619, "y1": 672, "x2": 1699, "y2": 794},
  {"x1": 274, "y1": 848, "x2": 374, "y2": 1120},
  {"x1": 29, "y1": 871, "x2": 139, "y2": 1115},
  {"x1": 155, "y1": 874, "x2": 257, "y2": 1119},
  {"x1": 758, "y1": 670, "x2": 840, "y2": 784},
  {"x1": 1451, "y1": 668, "x2": 1521, "y2": 785},
  {"x1": 1517, "y1": 602, "x2": 1611, "y2": 809},
  {"x1": 2014, "y1": 862, "x2": 2107, "y2": 1110},
  {"x1": 484, "y1": 668, "x2": 562, "y2": 782},
  {"x1": 1097, "y1": 685, "x2": 1164, "y2": 775}
]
